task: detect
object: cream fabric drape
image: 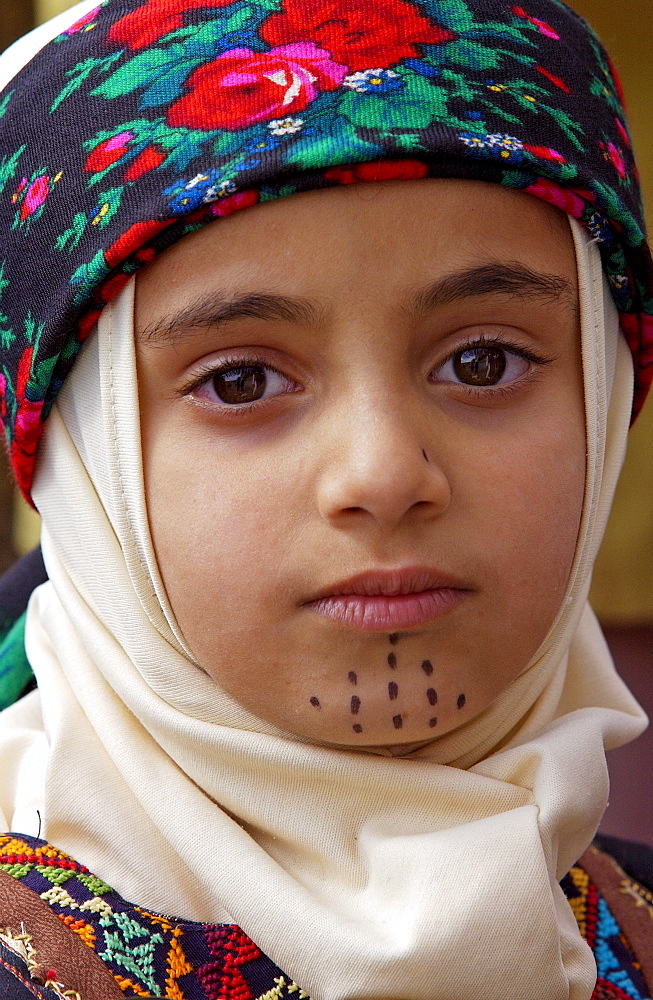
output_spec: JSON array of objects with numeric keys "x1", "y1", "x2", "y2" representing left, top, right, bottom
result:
[{"x1": 0, "y1": 210, "x2": 646, "y2": 1000}]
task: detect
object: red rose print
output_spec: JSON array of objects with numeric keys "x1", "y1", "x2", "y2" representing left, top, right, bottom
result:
[
  {"x1": 512, "y1": 7, "x2": 560, "y2": 39},
  {"x1": 604, "y1": 141, "x2": 627, "y2": 179},
  {"x1": 608, "y1": 57, "x2": 628, "y2": 110},
  {"x1": 14, "y1": 172, "x2": 61, "y2": 222},
  {"x1": 614, "y1": 117, "x2": 631, "y2": 150},
  {"x1": 535, "y1": 65, "x2": 570, "y2": 93},
  {"x1": 260, "y1": 0, "x2": 454, "y2": 72},
  {"x1": 109, "y1": 0, "x2": 234, "y2": 50},
  {"x1": 16, "y1": 344, "x2": 32, "y2": 402},
  {"x1": 100, "y1": 273, "x2": 133, "y2": 301},
  {"x1": 85, "y1": 132, "x2": 134, "y2": 173},
  {"x1": 124, "y1": 145, "x2": 167, "y2": 182},
  {"x1": 570, "y1": 186, "x2": 596, "y2": 204},
  {"x1": 11, "y1": 345, "x2": 43, "y2": 500},
  {"x1": 167, "y1": 44, "x2": 347, "y2": 131},
  {"x1": 78, "y1": 307, "x2": 102, "y2": 341},
  {"x1": 12, "y1": 395, "x2": 44, "y2": 502},
  {"x1": 19, "y1": 176, "x2": 50, "y2": 221},
  {"x1": 208, "y1": 189, "x2": 260, "y2": 218},
  {"x1": 105, "y1": 219, "x2": 174, "y2": 268},
  {"x1": 523, "y1": 144, "x2": 565, "y2": 163},
  {"x1": 324, "y1": 160, "x2": 429, "y2": 185},
  {"x1": 524, "y1": 177, "x2": 585, "y2": 219},
  {"x1": 65, "y1": 5, "x2": 102, "y2": 35}
]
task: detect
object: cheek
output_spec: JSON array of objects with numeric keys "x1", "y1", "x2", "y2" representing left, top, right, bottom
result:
[
  {"x1": 145, "y1": 421, "x2": 296, "y2": 639},
  {"x1": 469, "y1": 405, "x2": 586, "y2": 654}
]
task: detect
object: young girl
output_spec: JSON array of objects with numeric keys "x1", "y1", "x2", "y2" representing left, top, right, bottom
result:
[{"x1": 0, "y1": 1, "x2": 651, "y2": 998}]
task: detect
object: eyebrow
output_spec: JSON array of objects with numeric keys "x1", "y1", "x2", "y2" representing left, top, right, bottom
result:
[{"x1": 140, "y1": 261, "x2": 574, "y2": 343}]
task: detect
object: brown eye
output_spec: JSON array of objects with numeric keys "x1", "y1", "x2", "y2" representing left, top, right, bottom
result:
[
  {"x1": 453, "y1": 346, "x2": 506, "y2": 386},
  {"x1": 213, "y1": 366, "x2": 267, "y2": 404}
]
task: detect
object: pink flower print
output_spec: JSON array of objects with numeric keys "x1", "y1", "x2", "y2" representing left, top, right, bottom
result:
[
  {"x1": 614, "y1": 117, "x2": 631, "y2": 150},
  {"x1": 167, "y1": 44, "x2": 347, "y2": 131},
  {"x1": 608, "y1": 142, "x2": 627, "y2": 178},
  {"x1": 601, "y1": 141, "x2": 627, "y2": 179},
  {"x1": 524, "y1": 177, "x2": 586, "y2": 220},
  {"x1": 0, "y1": 374, "x2": 6, "y2": 420},
  {"x1": 524, "y1": 144, "x2": 566, "y2": 163},
  {"x1": 512, "y1": 7, "x2": 560, "y2": 39},
  {"x1": 65, "y1": 5, "x2": 102, "y2": 35},
  {"x1": 19, "y1": 175, "x2": 50, "y2": 221},
  {"x1": 85, "y1": 131, "x2": 134, "y2": 172},
  {"x1": 207, "y1": 189, "x2": 260, "y2": 218},
  {"x1": 12, "y1": 396, "x2": 44, "y2": 501}
]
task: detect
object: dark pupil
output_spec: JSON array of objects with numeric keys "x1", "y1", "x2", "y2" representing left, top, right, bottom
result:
[
  {"x1": 213, "y1": 366, "x2": 266, "y2": 404},
  {"x1": 453, "y1": 346, "x2": 506, "y2": 386}
]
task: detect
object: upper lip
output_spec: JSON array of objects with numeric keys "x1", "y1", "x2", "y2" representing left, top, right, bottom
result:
[{"x1": 305, "y1": 567, "x2": 471, "y2": 601}]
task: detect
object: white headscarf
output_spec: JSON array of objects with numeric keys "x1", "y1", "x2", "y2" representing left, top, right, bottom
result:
[{"x1": 0, "y1": 6, "x2": 647, "y2": 999}]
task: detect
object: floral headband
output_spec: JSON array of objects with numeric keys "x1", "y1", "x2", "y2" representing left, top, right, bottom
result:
[{"x1": 0, "y1": 0, "x2": 651, "y2": 500}]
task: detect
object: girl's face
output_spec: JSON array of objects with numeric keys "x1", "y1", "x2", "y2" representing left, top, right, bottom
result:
[{"x1": 136, "y1": 179, "x2": 585, "y2": 746}]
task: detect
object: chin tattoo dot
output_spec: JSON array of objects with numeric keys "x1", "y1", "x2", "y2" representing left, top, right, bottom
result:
[
  {"x1": 429, "y1": 717, "x2": 438, "y2": 728},
  {"x1": 421, "y1": 660, "x2": 433, "y2": 676},
  {"x1": 392, "y1": 714, "x2": 403, "y2": 730},
  {"x1": 388, "y1": 681, "x2": 399, "y2": 700},
  {"x1": 309, "y1": 696, "x2": 320, "y2": 708},
  {"x1": 348, "y1": 671, "x2": 357, "y2": 686},
  {"x1": 457, "y1": 693, "x2": 466, "y2": 709},
  {"x1": 427, "y1": 688, "x2": 437, "y2": 706},
  {"x1": 353, "y1": 724, "x2": 363, "y2": 733},
  {"x1": 388, "y1": 633, "x2": 399, "y2": 645},
  {"x1": 387, "y1": 652, "x2": 397, "y2": 669},
  {"x1": 351, "y1": 695, "x2": 361, "y2": 715}
]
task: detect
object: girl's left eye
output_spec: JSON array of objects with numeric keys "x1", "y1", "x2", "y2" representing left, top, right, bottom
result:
[
  {"x1": 433, "y1": 342, "x2": 531, "y2": 388},
  {"x1": 192, "y1": 362, "x2": 298, "y2": 407}
]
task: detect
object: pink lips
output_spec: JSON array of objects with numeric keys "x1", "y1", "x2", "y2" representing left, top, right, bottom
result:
[{"x1": 304, "y1": 568, "x2": 470, "y2": 631}]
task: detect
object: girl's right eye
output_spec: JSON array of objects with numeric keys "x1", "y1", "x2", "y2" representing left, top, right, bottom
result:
[{"x1": 191, "y1": 362, "x2": 299, "y2": 407}]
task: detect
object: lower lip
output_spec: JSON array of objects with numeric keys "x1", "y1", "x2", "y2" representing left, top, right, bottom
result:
[{"x1": 306, "y1": 589, "x2": 468, "y2": 631}]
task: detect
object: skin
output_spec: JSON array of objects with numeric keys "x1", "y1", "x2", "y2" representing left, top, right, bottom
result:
[{"x1": 135, "y1": 179, "x2": 585, "y2": 747}]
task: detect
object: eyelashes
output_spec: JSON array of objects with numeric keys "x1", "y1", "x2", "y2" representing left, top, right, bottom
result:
[
  {"x1": 179, "y1": 356, "x2": 299, "y2": 410},
  {"x1": 178, "y1": 333, "x2": 556, "y2": 412}
]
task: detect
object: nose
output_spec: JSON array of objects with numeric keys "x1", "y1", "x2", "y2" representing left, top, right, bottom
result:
[{"x1": 316, "y1": 389, "x2": 451, "y2": 531}]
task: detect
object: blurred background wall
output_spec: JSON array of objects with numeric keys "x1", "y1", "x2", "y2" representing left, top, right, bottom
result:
[{"x1": 1, "y1": 0, "x2": 652, "y2": 840}]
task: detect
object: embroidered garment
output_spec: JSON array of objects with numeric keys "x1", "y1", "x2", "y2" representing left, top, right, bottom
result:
[
  {"x1": 0, "y1": 834, "x2": 651, "y2": 1000},
  {"x1": 0, "y1": 0, "x2": 651, "y2": 498}
]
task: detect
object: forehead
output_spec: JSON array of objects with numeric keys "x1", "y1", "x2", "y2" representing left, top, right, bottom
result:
[{"x1": 135, "y1": 179, "x2": 578, "y2": 325}]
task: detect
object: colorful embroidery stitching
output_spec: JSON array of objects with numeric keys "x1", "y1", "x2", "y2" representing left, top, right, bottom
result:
[
  {"x1": 0, "y1": 835, "x2": 650, "y2": 999},
  {"x1": 0, "y1": 835, "x2": 311, "y2": 999}
]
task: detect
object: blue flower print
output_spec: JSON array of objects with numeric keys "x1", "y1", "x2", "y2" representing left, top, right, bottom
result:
[
  {"x1": 459, "y1": 132, "x2": 525, "y2": 163},
  {"x1": 587, "y1": 211, "x2": 615, "y2": 245},
  {"x1": 342, "y1": 68, "x2": 405, "y2": 94},
  {"x1": 163, "y1": 172, "x2": 235, "y2": 212},
  {"x1": 403, "y1": 58, "x2": 442, "y2": 78},
  {"x1": 267, "y1": 117, "x2": 305, "y2": 136}
]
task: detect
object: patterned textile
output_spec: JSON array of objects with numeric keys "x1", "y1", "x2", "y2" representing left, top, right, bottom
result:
[
  {"x1": 0, "y1": 834, "x2": 649, "y2": 1000},
  {"x1": 0, "y1": 835, "x2": 307, "y2": 999},
  {"x1": 0, "y1": 0, "x2": 651, "y2": 499},
  {"x1": 561, "y1": 865, "x2": 651, "y2": 1000}
]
